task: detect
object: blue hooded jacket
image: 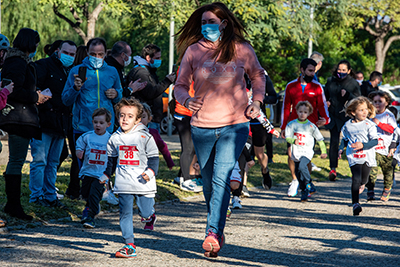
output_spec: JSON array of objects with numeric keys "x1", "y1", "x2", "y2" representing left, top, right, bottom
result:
[{"x1": 62, "y1": 57, "x2": 122, "y2": 133}]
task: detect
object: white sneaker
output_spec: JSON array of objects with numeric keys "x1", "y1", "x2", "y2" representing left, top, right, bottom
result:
[
  {"x1": 174, "y1": 177, "x2": 183, "y2": 185},
  {"x1": 311, "y1": 162, "x2": 321, "y2": 172},
  {"x1": 287, "y1": 179, "x2": 299, "y2": 197},
  {"x1": 232, "y1": 196, "x2": 242, "y2": 209},
  {"x1": 180, "y1": 179, "x2": 202, "y2": 192}
]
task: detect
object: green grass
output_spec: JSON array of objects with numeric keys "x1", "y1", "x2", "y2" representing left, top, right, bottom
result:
[{"x1": 0, "y1": 142, "x2": 354, "y2": 226}]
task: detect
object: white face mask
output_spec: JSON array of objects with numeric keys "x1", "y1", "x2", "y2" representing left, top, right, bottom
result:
[{"x1": 123, "y1": 53, "x2": 132, "y2": 67}]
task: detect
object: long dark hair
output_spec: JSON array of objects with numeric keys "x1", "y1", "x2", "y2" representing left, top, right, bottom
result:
[{"x1": 176, "y1": 2, "x2": 248, "y2": 64}]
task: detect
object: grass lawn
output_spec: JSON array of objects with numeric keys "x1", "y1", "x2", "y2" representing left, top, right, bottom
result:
[{"x1": 0, "y1": 141, "x2": 354, "y2": 226}]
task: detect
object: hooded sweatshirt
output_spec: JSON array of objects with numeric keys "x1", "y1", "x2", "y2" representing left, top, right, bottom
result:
[
  {"x1": 62, "y1": 57, "x2": 122, "y2": 133},
  {"x1": 174, "y1": 39, "x2": 265, "y2": 128},
  {"x1": 107, "y1": 123, "x2": 159, "y2": 196}
]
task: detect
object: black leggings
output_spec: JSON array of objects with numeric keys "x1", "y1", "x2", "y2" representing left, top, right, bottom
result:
[
  {"x1": 174, "y1": 114, "x2": 195, "y2": 181},
  {"x1": 350, "y1": 163, "x2": 371, "y2": 204},
  {"x1": 329, "y1": 124, "x2": 340, "y2": 169}
]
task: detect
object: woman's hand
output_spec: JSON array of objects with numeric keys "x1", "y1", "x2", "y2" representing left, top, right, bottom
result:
[
  {"x1": 246, "y1": 101, "x2": 261, "y2": 119},
  {"x1": 1, "y1": 82, "x2": 14, "y2": 94},
  {"x1": 186, "y1": 96, "x2": 203, "y2": 112},
  {"x1": 128, "y1": 78, "x2": 147, "y2": 94}
]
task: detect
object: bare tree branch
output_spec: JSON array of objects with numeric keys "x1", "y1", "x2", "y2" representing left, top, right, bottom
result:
[
  {"x1": 364, "y1": 23, "x2": 380, "y2": 37},
  {"x1": 383, "y1": 35, "x2": 400, "y2": 56},
  {"x1": 53, "y1": 4, "x2": 86, "y2": 41},
  {"x1": 89, "y1": 2, "x2": 103, "y2": 21},
  {"x1": 70, "y1": 7, "x2": 82, "y2": 24}
]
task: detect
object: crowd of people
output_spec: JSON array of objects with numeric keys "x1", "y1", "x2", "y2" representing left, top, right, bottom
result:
[{"x1": 0, "y1": 1, "x2": 397, "y2": 260}]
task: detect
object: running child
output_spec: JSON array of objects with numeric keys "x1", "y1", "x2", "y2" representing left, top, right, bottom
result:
[
  {"x1": 285, "y1": 101, "x2": 327, "y2": 202},
  {"x1": 367, "y1": 91, "x2": 397, "y2": 201},
  {"x1": 75, "y1": 108, "x2": 112, "y2": 228},
  {"x1": 339, "y1": 96, "x2": 378, "y2": 216},
  {"x1": 141, "y1": 103, "x2": 175, "y2": 170},
  {"x1": 104, "y1": 98, "x2": 159, "y2": 258}
]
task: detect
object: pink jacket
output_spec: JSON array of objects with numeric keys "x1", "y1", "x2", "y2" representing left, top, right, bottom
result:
[
  {"x1": 174, "y1": 39, "x2": 265, "y2": 128},
  {"x1": 0, "y1": 88, "x2": 10, "y2": 110},
  {"x1": 149, "y1": 128, "x2": 175, "y2": 170}
]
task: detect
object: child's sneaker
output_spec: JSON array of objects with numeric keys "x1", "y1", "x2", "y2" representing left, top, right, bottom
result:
[
  {"x1": 83, "y1": 217, "x2": 95, "y2": 228},
  {"x1": 367, "y1": 190, "x2": 375, "y2": 201},
  {"x1": 353, "y1": 203, "x2": 362, "y2": 216},
  {"x1": 232, "y1": 196, "x2": 242, "y2": 209},
  {"x1": 180, "y1": 179, "x2": 202, "y2": 192},
  {"x1": 81, "y1": 207, "x2": 89, "y2": 222},
  {"x1": 287, "y1": 179, "x2": 299, "y2": 197},
  {"x1": 306, "y1": 183, "x2": 316, "y2": 197},
  {"x1": 115, "y1": 244, "x2": 137, "y2": 258},
  {"x1": 226, "y1": 207, "x2": 232, "y2": 219},
  {"x1": 241, "y1": 185, "x2": 250, "y2": 198},
  {"x1": 261, "y1": 167, "x2": 272, "y2": 190},
  {"x1": 202, "y1": 230, "x2": 221, "y2": 256},
  {"x1": 381, "y1": 188, "x2": 391, "y2": 201},
  {"x1": 328, "y1": 169, "x2": 337, "y2": 181},
  {"x1": 301, "y1": 190, "x2": 309, "y2": 202},
  {"x1": 143, "y1": 214, "x2": 157, "y2": 231}
]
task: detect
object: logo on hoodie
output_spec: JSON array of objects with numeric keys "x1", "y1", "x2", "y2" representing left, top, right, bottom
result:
[{"x1": 202, "y1": 60, "x2": 237, "y2": 84}]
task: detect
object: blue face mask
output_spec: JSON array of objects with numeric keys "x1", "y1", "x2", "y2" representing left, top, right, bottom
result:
[
  {"x1": 88, "y1": 55, "x2": 104, "y2": 69},
  {"x1": 337, "y1": 72, "x2": 348, "y2": 79},
  {"x1": 378, "y1": 81, "x2": 382, "y2": 87},
  {"x1": 201, "y1": 23, "x2": 221, "y2": 42},
  {"x1": 150, "y1": 59, "x2": 162, "y2": 68},
  {"x1": 59, "y1": 53, "x2": 74, "y2": 67},
  {"x1": 28, "y1": 51, "x2": 36, "y2": 58}
]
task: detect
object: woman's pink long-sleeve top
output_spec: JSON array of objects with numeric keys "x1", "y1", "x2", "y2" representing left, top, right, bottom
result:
[
  {"x1": 174, "y1": 39, "x2": 265, "y2": 128},
  {"x1": 0, "y1": 88, "x2": 10, "y2": 110}
]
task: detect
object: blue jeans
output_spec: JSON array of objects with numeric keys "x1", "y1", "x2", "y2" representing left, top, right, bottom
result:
[
  {"x1": 191, "y1": 122, "x2": 249, "y2": 237},
  {"x1": 119, "y1": 194, "x2": 155, "y2": 244},
  {"x1": 29, "y1": 132, "x2": 64, "y2": 202}
]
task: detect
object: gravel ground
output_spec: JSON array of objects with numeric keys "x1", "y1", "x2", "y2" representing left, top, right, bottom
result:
[{"x1": 1, "y1": 174, "x2": 400, "y2": 267}]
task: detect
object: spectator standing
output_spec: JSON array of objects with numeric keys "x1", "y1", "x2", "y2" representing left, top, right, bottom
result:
[
  {"x1": 324, "y1": 60, "x2": 361, "y2": 181},
  {"x1": 360, "y1": 71, "x2": 383, "y2": 97},
  {"x1": 355, "y1": 71, "x2": 364, "y2": 86},
  {"x1": 0, "y1": 28, "x2": 49, "y2": 220},
  {"x1": 127, "y1": 44, "x2": 176, "y2": 132},
  {"x1": 29, "y1": 40, "x2": 77, "y2": 207},
  {"x1": 62, "y1": 37, "x2": 123, "y2": 199},
  {"x1": 310, "y1": 51, "x2": 324, "y2": 83}
]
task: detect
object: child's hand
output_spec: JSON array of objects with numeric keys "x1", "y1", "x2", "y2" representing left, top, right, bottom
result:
[
  {"x1": 320, "y1": 153, "x2": 327, "y2": 159},
  {"x1": 372, "y1": 118, "x2": 380, "y2": 125},
  {"x1": 246, "y1": 160, "x2": 255, "y2": 169},
  {"x1": 76, "y1": 150, "x2": 84, "y2": 160},
  {"x1": 142, "y1": 172, "x2": 150, "y2": 182},
  {"x1": 294, "y1": 138, "x2": 300, "y2": 145},
  {"x1": 271, "y1": 129, "x2": 280, "y2": 138},
  {"x1": 338, "y1": 150, "x2": 343, "y2": 159},
  {"x1": 351, "y1": 141, "x2": 363, "y2": 151},
  {"x1": 388, "y1": 148, "x2": 395, "y2": 157}
]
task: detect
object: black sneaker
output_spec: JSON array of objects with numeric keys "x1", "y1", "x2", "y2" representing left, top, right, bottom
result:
[
  {"x1": 301, "y1": 190, "x2": 309, "y2": 202},
  {"x1": 261, "y1": 167, "x2": 272, "y2": 190},
  {"x1": 33, "y1": 197, "x2": 51, "y2": 207},
  {"x1": 47, "y1": 199, "x2": 67, "y2": 209},
  {"x1": 353, "y1": 203, "x2": 362, "y2": 216}
]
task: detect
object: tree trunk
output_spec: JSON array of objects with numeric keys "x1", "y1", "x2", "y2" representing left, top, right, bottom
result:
[{"x1": 375, "y1": 38, "x2": 385, "y2": 73}]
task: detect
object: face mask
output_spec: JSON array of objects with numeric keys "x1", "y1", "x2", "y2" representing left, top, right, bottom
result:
[
  {"x1": 28, "y1": 51, "x2": 36, "y2": 58},
  {"x1": 89, "y1": 55, "x2": 104, "y2": 69},
  {"x1": 150, "y1": 59, "x2": 162, "y2": 68},
  {"x1": 377, "y1": 81, "x2": 382, "y2": 87},
  {"x1": 337, "y1": 72, "x2": 348, "y2": 79},
  {"x1": 303, "y1": 74, "x2": 314, "y2": 83},
  {"x1": 356, "y1": 79, "x2": 363, "y2": 84},
  {"x1": 201, "y1": 24, "x2": 221, "y2": 42},
  {"x1": 124, "y1": 55, "x2": 132, "y2": 67},
  {"x1": 59, "y1": 53, "x2": 74, "y2": 67}
]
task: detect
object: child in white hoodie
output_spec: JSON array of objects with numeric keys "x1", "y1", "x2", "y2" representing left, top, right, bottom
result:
[{"x1": 103, "y1": 98, "x2": 159, "y2": 259}]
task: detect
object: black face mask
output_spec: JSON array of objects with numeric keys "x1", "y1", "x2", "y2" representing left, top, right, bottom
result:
[{"x1": 303, "y1": 74, "x2": 313, "y2": 83}]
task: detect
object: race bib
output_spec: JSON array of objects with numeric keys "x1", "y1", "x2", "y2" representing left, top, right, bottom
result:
[
  {"x1": 354, "y1": 149, "x2": 366, "y2": 159},
  {"x1": 88, "y1": 149, "x2": 107, "y2": 165},
  {"x1": 375, "y1": 138, "x2": 385, "y2": 150},
  {"x1": 119, "y1": 145, "x2": 140, "y2": 166}
]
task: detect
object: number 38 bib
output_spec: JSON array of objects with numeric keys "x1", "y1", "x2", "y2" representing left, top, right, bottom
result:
[{"x1": 119, "y1": 145, "x2": 140, "y2": 166}]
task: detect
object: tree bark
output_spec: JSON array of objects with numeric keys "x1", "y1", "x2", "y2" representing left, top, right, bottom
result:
[{"x1": 86, "y1": 2, "x2": 103, "y2": 43}]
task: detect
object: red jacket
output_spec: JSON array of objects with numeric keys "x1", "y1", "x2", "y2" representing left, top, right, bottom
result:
[{"x1": 281, "y1": 78, "x2": 330, "y2": 130}]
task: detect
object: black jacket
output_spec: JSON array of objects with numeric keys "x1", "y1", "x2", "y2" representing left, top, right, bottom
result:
[
  {"x1": 360, "y1": 81, "x2": 378, "y2": 98},
  {"x1": 324, "y1": 75, "x2": 361, "y2": 130},
  {"x1": 34, "y1": 53, "x2": 72, "y2": 137},
  {"x1": 0, "y1": 48, "x2": 40, "y2": 139},
  {"x1": 127, "y1": 62, "x2": 172, "y2": 123},
  {"x1": 105, "y1": 56, "x2": 130, "y2": 97}
]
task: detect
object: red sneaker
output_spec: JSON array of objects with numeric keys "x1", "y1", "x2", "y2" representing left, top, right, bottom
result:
[{"x1": 203, "y1": 230, "x2": 221, "y2": 254}]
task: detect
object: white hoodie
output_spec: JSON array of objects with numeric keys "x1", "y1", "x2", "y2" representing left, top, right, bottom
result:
[{"x1": 107, "y1": 123, "x2": 159, "y2": 196}]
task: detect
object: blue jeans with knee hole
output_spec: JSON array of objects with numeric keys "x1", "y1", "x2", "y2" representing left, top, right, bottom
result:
[{"x1": 191, "y1": 122, "x2": 249, "y2": 237}]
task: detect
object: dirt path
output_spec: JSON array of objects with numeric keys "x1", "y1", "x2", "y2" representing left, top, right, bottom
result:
[{"x1": 1, "y1": 175, "x2": 400, "y2": 267}]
